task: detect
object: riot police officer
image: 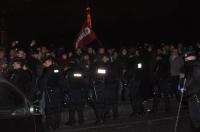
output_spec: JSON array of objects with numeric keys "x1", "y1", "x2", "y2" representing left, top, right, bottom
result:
[
  {"x1": 64, "y1": 65, "x2": 88, "y2": 126},
  {"x1": 39, "y1": 56, "x2": 63, "y2": 130},
  {"x1": 90, "y1": 54, "x2": 119, "y2": 124},
  {"x1": 183, "y1": 52, "x2": 200, "y2": 132},
  {"x1": 126, "y1": 50, "x2": 144, "y2": 116},
  {"x1": 104, "y1": 66, "x2": 119, "y2": 120}
]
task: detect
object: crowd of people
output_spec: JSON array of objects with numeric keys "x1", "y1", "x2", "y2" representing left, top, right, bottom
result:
[{"x1": 0, "y1": 41, "x2": 200, "y2": 130}]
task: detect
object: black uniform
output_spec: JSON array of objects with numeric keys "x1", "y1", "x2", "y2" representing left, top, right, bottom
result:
[
  {"x1": 126, "y1": 56, "x2": 144, "y2": 116},
  {"x1": 152, "y1": 54, "x2": 171, "y2": 112},
  {"x1": 65, "y1": 66, "x2": 88, "y2": 125},
  {"x1": 115, "y1": 55, "x2": 128, "y2": 102},
  {"x1": 90, "y1": 62, "x2": 119, "y2": 124},
  {"x1": 185, "y1": 60, "x2": 200, "y2": 131},
  {"x1": 104, "y1": 68, "x2": 119, "y2": 120},
  {"x1": 39, "y1": 66, "x2": 63, "y2": 129}
]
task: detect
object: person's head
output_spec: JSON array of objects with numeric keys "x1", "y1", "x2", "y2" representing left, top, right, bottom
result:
[
  {"x1": 135, "y1": 50, "x2": 140, "y2": 56},
  {"x1": 16, "y1": 49, "x2": 26, "y2": 59},
  {"x1": 61, "y1": 53, "x2": 68, "y2": 60},
  {"x1": 42, "y1": 57, "x2": 54, "y2": 68},
  {"x1": 98, "y1": 48, "x2": 105, "y2": 55},
  {"x1": 12, "y1": 59, "x2": 24, "y2": 70},
  {"x1": 68, "y1": 52, "x2": 73, "y2": 58},
  {"x1": 75, "y1": 48, "x2": 82, "y2": 56},
  {"x1": 107, "y1": 48, "x2": 114, "y2": 55},
  {"x1": 9, "y1": 48, "x2": 16, "y2": 59},
  {"x1": 121, "y1": 48, "x2": 127, "y2": 56},
  {"x1": 41, "y1": 46, "x2": 48, "y2": 54},
  {"x1": 83, "y1": 54, "x2": 90, "y2": 61},
  {"x1": 0, "y1": 59, "x2": 9, "y2": 69},
  {"x1": 87, "y1": 47, "x2": 94, "y2": 54},
  {"x1": 113, "y1": 51, "x2": 118, "y2": 60},
  {"x1": 147, "y1": 46, "x2": 153, "y2": 52},
  {"x1": 31, "y1": 50, "x2": 40, "y2": 59}
]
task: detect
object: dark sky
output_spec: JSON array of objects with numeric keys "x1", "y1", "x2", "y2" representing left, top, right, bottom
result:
[{"x1": 0, "y1": 0, "x2": 199, "y2": 47}]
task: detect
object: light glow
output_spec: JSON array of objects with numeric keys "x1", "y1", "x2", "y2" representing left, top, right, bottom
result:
[
  {"x1": 138, "y1": 63, "x2": 142, "y2": 69},
  {"x1": 97, "y1": 69, "x2": 107, "y2": 74},
  {"x1": 73, "y1": 73, "x2": 82, "y2": 77}
]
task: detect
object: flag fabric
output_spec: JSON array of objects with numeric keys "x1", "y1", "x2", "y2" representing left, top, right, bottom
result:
[
  {"x1": 74, "y1": 22, "x2": 97, "y2": 49},
  {"x1": 74, "y1": 6, "x2": 97, "y2": 49}
]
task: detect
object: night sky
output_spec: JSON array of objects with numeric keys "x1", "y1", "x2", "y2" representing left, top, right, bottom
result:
[{"x1": 0, "y1": 0, "x2": 199, "y2": 47}]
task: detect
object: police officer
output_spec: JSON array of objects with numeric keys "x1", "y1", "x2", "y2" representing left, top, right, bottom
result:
[
  {"x1": 104, "y1": 65, "x2": 119, "y2": 120},
  {"x1": 126, "y1": 50, "x2": 144, "y2": 116},
  {"x1": 151, "y1": 49, "x2": 171, "y2": 113},
  {"x1": 183, "y1": 52, "x2": 200, "y2": 132},
  {"x1": 64, "y1": 65, "x2": 88, "y2": 126},
  {"x1": 39, "y1": 56, "x2": 63, "y2": 130},
  {"x1": 90, "y1": 54, "x2": 118, "y2": 124}
]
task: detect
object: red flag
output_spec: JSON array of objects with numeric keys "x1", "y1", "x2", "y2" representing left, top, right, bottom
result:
[
  {"x1": 74, "y1": 22, "x2": 97, "y2": 48},
  {"x1": 74, "y1": 6, "x2": 98, "y2": 48}
]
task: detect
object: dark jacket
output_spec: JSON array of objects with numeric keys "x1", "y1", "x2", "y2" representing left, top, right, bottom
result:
[
  {"x1": 154, "y1": 55, "x2": 170, "y2": 80},
  {"x1": 65, "y1": 67, "x2": 89, "y2": 105},
  {"x1": 39, "y1": 67, "x2": 63, "y2": 109},
  {"x1": 186, "y1": 61, "x2": 200, "y2": 96},
  {"x1": 10, "y1": 69, "x2": 32, "y2": 97}
]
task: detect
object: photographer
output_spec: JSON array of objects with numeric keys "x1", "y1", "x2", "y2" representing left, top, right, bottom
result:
[{"x1": 184, "y1": 52, "x2": 200, "y2": 132}]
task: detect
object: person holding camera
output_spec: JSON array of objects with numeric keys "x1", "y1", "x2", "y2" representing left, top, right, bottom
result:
[{"x1": 183, "y1": 52, "x2": 200, "y2": 132}]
